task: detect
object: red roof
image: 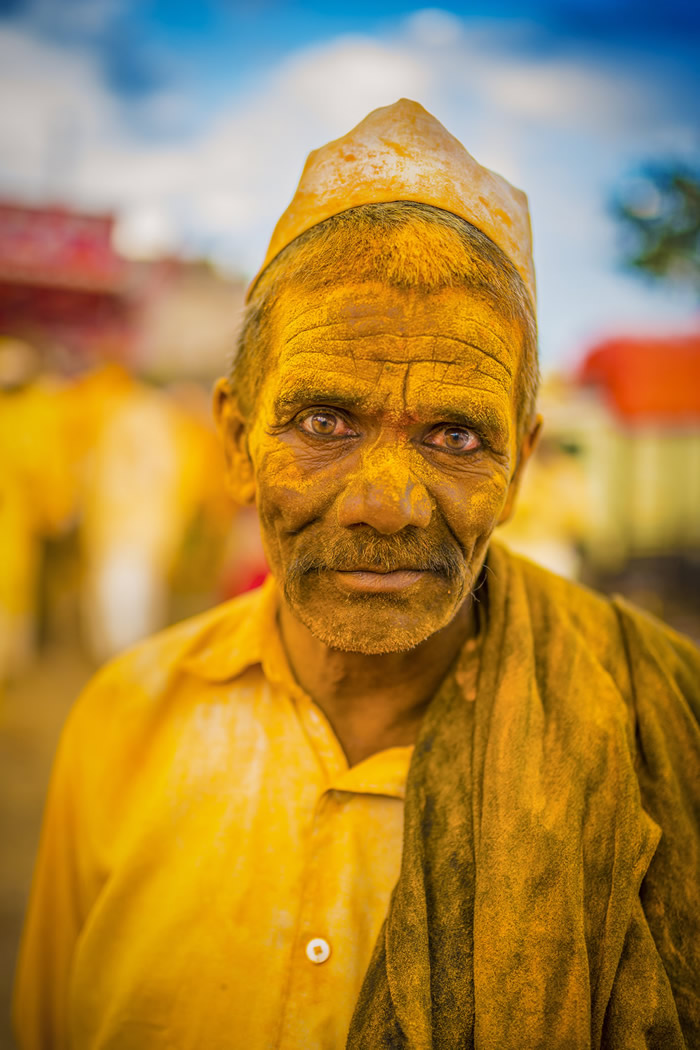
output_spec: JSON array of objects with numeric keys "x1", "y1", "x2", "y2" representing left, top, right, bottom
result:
[
  {"x1": 0, "y1": 201, "x2": 130, "y2": 293},
  {"x1": 579, "y1": 334, "x2": 700, "y2": 423}
]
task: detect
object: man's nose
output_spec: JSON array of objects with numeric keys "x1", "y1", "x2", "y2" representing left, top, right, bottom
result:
[{"x1": 336, "y1": 446, "x2": 432, "y2": 534}]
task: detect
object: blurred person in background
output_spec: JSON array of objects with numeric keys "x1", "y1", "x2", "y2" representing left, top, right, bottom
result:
[
  {"x1": 0, "y1": 337, "x2": 75, "y2": 684},
  {"x1": 59, "y1": 362, "x2": 242, "y2": 661},
  {"x1": 14, "y1": 101, "x2": 700, "y2": 1049},
  {"x1": 77, "y1": 377, "x2": 218, "y2": 660}
]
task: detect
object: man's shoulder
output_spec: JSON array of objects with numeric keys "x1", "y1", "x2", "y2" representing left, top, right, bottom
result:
[
  {"x1": 47, "y1": 583, "x2": 277, "y2": 843},
  {"x1": 72, "y1": 581, "x2": 274, "y2": 727}
]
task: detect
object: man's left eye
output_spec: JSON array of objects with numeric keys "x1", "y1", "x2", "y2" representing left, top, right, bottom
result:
[
  {"x1": 424, "y1": 425, "x2": 481, "y2": 453},
  {"x1": 297, "y1": 410, "x2": 357, "y2": 438}
]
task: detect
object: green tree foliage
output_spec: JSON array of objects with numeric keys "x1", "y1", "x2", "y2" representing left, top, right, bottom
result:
[{"x1": 612, "y1": 165, "x2": 700, "y2": 297}]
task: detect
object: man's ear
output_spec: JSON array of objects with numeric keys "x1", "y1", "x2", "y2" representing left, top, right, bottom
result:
[
  {"x1": 497, "y1": 413, "x2": 543, "y2": 526},
  {"x1": 213, "y1": 377, "x2": 256, "y2": 505}
]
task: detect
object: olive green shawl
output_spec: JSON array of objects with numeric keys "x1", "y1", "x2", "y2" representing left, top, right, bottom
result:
[{"x1": 348, "y1": 543, "x2": 700, "y2": 1049}]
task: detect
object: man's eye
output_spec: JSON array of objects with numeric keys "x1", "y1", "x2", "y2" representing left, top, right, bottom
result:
[
  {"x1": 298, "y1": 411, "x2": 356, "y2": 438},
  {"x1": 424, "y1": 425, "x2": 481, "y2": 453}
]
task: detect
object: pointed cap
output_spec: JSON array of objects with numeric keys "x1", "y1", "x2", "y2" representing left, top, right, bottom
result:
[{"x1": 249, "y1": 99, "x2": 536, "y2": 307}]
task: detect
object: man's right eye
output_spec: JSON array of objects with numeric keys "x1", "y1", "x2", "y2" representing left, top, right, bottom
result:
[{"x1": 297, "y1": 411, "x2": 357, "y2": 438}]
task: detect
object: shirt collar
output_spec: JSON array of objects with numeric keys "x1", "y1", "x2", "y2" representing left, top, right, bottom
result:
[
  {"x1": 182, "y1": 575, "x2": 281, "y2": 683},
  {"x1": 182, "y1": 574, "x2": 481, "y2": 801},
  {"x1": 182, "y1": 579, "x2": 414, "y2": 799},
  {"x1": 183, "y1": 570, "x2": 484, "y2": 703}
]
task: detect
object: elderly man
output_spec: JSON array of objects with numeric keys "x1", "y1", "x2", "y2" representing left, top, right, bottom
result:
[{"x1": 15, "y1": 101, "x2": 700, "y2": 1049}]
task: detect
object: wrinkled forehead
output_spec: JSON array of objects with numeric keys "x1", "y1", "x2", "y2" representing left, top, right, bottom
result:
[{"x1": 264, "y1": 279, "x2": 524, "y2": 399}]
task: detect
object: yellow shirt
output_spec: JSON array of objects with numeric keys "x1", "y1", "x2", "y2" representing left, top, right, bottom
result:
[{"x1": 14, "y1": 578, "x2": 412, "y2": 1049}]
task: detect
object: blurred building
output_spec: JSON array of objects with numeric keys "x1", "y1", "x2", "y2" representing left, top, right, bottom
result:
[
  {"x1": 578, "y1": 334, "x2": 700, "y2": 567},
  {"x1": 0, "y1": 200, "x2": 246, "y2": 379},
  {"x1": 500, "y1": 331, "x2": 700, "y2": 637},
  {"x1": 0, "y1": 202, "x2": 137, "y2": 368},
  {"x1": 135, "y1": 259, "x2": 245, "y2": 382}
]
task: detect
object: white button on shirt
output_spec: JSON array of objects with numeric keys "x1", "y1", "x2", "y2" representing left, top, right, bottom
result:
[{"x1": 306, "y1": 938, "x2": 331, "y2": 964}]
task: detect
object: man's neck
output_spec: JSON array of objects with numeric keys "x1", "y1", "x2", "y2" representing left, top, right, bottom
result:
[{"x1": 278, "y1": 598, "x2": 476, "y2": 767}]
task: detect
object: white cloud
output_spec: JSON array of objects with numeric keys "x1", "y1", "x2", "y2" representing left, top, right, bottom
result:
[
  {"x1": 482, "y1": 60, "x2": 630, "y2": 125},
  {"x1": 47, "y1": 32, "x2": 435, "y2": 266},
  {"x1": 0, "y1": 27, "x2": 119, "y2": 197},
  {"x1": 277, "y1": 35, "x2": 430, "y2": 128}
]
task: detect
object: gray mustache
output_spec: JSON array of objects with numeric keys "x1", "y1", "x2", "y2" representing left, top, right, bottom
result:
[{"x1": 287, "y1": 529, "x2": 465, "y2": 581}]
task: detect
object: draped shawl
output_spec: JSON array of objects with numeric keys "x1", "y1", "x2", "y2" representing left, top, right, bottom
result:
[{"x1": 348, "y1": 543, "x2": 700, "y2": 1049}]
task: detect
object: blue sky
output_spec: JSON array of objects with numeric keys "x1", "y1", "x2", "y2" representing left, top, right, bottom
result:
[{"x1": 0, "y1": 0, "x2": 698, "y2": 368}]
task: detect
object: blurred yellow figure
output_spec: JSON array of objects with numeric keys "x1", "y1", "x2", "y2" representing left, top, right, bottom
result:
[
  {"x1": 78, "y1": 379, "x2": 220, "y2": 660},
  {"x1": 0, "y1": 338, "x2": 75, "y2": 681},
  {"x1": 62, "y1": 362, "x2": 138, "y2": 482}
]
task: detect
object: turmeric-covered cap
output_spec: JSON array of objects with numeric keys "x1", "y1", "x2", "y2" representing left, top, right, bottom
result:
[{"x1": 248, "y1": 98, "x2": 536, "y2": 307}]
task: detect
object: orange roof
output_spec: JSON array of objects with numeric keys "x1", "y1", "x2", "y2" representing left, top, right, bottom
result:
[{"x1": 579, "y1": 334, "x2": 700, "y2": 423}]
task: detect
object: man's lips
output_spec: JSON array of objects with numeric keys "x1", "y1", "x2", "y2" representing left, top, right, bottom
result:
[{"x1": 329, "y1": 568, "x2": 429, "y2": 593}]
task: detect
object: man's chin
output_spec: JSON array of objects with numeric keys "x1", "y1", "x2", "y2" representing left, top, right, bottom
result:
[
  {"x1": 297, "y1": 610, "x2": 444, "y2": 655},
  {"x1": 283, "y1": 574, "x2": 467, "y2": 655}
]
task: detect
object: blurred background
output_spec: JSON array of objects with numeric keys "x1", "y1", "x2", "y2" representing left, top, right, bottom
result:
[{"x1": 0, "y1": 0, "x2": 698, "y2": 1042}]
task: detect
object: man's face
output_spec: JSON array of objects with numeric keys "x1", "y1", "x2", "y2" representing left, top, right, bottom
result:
[{"x1": 219, "y1": 279, "x2": 536, "y2": 654}]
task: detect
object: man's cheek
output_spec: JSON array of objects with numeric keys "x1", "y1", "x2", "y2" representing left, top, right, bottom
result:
[
  {"x1": 438, "y1": 471, "x2": 510, "y2": 538},
  {"x1": 254, "y1": 445, "x2": 335, "y2": 533}
]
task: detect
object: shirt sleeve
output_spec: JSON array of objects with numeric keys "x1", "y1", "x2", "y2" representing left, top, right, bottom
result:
[{"x1": 13, "y1": 685, "x2": 106, "y2": 1050}]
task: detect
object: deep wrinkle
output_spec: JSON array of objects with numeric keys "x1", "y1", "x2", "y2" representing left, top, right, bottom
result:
[{"x1": 215, "y1": 279, "x2": 540, "y2": 763}]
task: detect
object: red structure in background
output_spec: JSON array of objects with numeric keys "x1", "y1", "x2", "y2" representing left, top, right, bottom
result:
[
  {"x1": 580, "y1": 334, "x2": 700, "y2": 424},
  {"x1": 0, "y1": 201, "x2": 139, "y2": 366}
]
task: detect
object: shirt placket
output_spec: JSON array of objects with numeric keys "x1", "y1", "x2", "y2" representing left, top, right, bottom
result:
[
  {"x1": 276, "y1": 786, "x2": 344, "y2": 1050},
  {"x1": 261, "y1": 648, "x2": 410, "y2": 1048},
  {"x1": 273, "y1": 689, "x2": 349, "y2": 1049}
]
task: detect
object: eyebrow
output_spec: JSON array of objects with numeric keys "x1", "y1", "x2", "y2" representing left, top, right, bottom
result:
[
  {"x1": 273, "y1": 387, "x2": 363, "y2": 413},
  {"x1": 433, "y1": 403, "x2": 505, "y2": 428}
]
